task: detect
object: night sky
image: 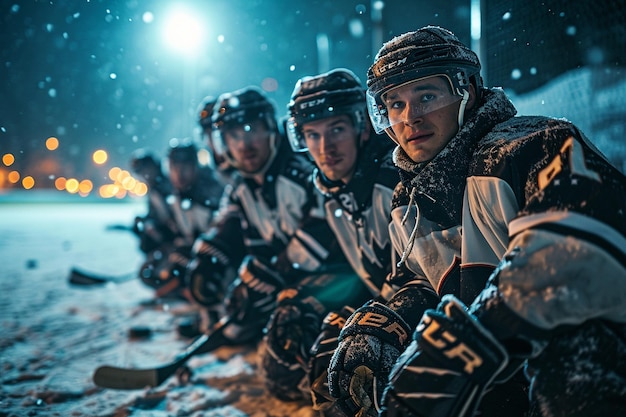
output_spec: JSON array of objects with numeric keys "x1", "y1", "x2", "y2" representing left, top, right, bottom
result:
[{"x1": 1, "y1": 0, "x2": 623, "y2": 195}]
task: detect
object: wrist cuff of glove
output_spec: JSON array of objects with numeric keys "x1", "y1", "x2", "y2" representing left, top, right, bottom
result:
[
  {"x1": 341, "y1": 301, "x2": 412, "y2": 351},
  {"x1": 192, "y1": 239, "x2": 232, "y2": 267},
  {"x1": 417, "y1": 295, "x2": 509, "y2": 380},
  {"x1": 238, "y1": 255, "x2": 285, "y2": 291}
]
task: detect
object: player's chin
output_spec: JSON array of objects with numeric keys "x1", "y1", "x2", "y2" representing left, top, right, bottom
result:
[
  {"x1": 321, "y1": 169, "x2": 340, "y2": 182},
  {"x1": 240, "y1": 159, "x2": 264, "y2": 173},
  {"x1": 321, "y1": 164, "x2": 348, "y2": 182}
]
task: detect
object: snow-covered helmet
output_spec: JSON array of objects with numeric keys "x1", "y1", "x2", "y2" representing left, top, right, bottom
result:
[
  {"x1": 130, "y1": 148, "x2": 160, "y2": 175},
  {"x1": 196, "y1": 95, "x2": 229, "y2": 170},
  {"x1": 197, "y1": 96, "x2": 217, "y2": 130},
  {"x1": 211, "y1": 86, "x2": 279, "y2": 174},
  {"x1": 167, "y1": 138, "x2": 198, "y2": 165},
  {"x1": 286, "y1": 68, "x2": 367, "y2": 152},
  {"x1": 366, "y1": 26, "x2": 482, "y2": 137}
]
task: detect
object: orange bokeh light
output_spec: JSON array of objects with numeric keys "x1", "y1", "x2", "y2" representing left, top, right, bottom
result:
[
  {"x1": 55, "y1": 177, "x2": 67, "y2": 190},
  {"x1": 108, "y1": 167, "x2": 121, "y2": 181},
  {"x1": 79, "y1": 179, "x2": 93, "y2": 194},
  {"x1": 133, "y1": 182, "x2": 148, "y2": 196},
  {"x1": 2, "y1": 154, "x2": 15, "y2": 166},
  {"x1": 22, "y1": 176, "x2": 35, "y2": 189},
  {"x1": 8, "y1": 171, "x2": 20, "y2": 183},
  {"x1": 46, "y1": 137, "x2": 59, "y2": 151}
]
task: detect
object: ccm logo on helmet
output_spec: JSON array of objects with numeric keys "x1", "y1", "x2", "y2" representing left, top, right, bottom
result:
[
  {"x1": 421, "y1": 316, "x2": 483, "y2": 374},
  {"x1": 376, "y1": 56, "x2": 408, "y2": 75},
  {"x1": 298, "y1": 97, "x2": 326, "y2": 109}
]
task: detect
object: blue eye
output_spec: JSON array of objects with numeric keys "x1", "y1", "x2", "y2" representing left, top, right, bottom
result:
[{"x1": 389, "y1": 100, "x2": 404, "y2": 110}]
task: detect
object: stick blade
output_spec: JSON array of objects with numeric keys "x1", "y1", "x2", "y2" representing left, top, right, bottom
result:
[
  {"x1": 93, "y1": 365, "x2": 161, "y2": 390},
  {"x1": 68, "y1": 267, "x2": 133, "y2": 286},
  {"x1": 68, "y1": 268, "x2": 108, "y2": 286}
]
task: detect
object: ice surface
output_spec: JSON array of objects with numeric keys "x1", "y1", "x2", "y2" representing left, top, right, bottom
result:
[{"x1": 0, "y1": 199, "x2": 316, "y2": 416}]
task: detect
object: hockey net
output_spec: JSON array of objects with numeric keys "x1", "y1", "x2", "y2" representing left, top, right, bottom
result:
[{"x1": 479, "y1": 0, "x2": 626, "y2": 172}]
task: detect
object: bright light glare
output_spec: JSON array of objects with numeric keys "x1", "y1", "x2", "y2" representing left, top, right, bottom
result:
[{"x1": 162, "y1": 7, "x2": 205, "y2": 56}]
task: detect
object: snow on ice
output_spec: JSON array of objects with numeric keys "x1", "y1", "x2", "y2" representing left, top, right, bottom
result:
[{"x1": 0, "y1": 200, "x2": 316, "y2": 416}]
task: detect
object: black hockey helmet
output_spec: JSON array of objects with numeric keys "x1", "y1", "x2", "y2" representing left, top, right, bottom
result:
[
  {"x1": 130, "y1": 148, "x2": 160, "y2": 174},
  {"x1": 211, "y1": 86, "x2": 279, "y2": 174},
  {"x1": 197, "y1": 96, "x2": 217, "y2": 130},
  {"x1": 286, "y1": 68, "x2": 367, "y2": 152},
  {"x1": 212, "y1": 86, "x2": 277, "y2": 133},
  {"x1": 366, "y1": 26, "x2": 482, "y2": 136},
  {"x1": 167, "y1": 138, "x2": 198, "y2": 164}
]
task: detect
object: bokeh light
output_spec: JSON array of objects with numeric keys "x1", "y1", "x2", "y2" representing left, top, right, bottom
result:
[
  {"x1": 22, "y1": 176, "x2": 35, "y2": 189},
  {"x1": 46, "y1": 137, "x2": 59, "y2": 151},
  {"x1": 65, "y1": 178, "x2": 80, "y2": 193},
  {"x1": 133, "y1": 182, "x2": 148, "y2": 197},
  {"x1": 2, "y1": 154, "x2": 15, "y2": 166},
  {"x1": 78, "y1": 179, "x2": 93, "y2": 194},
  {"x1": 93, "y1": 150, "x2": 108, "y2": 165},
  {"x1": 162, "y1": 6, "x2": 205, "y2": 56},
  {"x1": 54, "y1": 177, "x2": 67, "y2": 190},
  {"x1": 8, "y1": 171, "x2": 20, "y2": 184}
]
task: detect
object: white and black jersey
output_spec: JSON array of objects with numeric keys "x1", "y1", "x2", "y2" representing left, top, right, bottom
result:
[
  {"x1": 391, "y1": 87, "x2": 626, "y2": 321},
  {"x1": 389, "y1": 87, "x2": 626, "y2": 414},
  {"x1": 198, "y1": 136, "x2": 345, "y2": 283},
  {"x1": 166, "y1": 165, "x2": 224, "y2": 246},
  {"x1": 314, "y1": 137, "x2": 399, "y2": 297}
]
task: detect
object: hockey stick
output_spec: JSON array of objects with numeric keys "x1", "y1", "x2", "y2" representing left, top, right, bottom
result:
[
  {"x1": 93, "y1": 316, "x2": 233, "y2": 390},
  {"x1": 68, "y1": 267, "x2": 135, "y2": 286}
]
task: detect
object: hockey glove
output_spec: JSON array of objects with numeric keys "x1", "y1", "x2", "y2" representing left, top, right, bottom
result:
[
  {"x1": 184, "y1": 238, "x2": 236, "y2": 308},
  {"x1": 223, "y1": 255, "x2": 285, "y2": 343},
  {"x1": 138, "y1": 244, "x2": 191, "y2": 298},
  {"x1": 328, "y1": 300, "x2": 412, "y2": 417},
  {"x1": 379, "y1": 295, "x2": 509, "y2": 417},
  {"x1": 260, "y1": 288, "x2": 327, "y2": 401},
  {"x1": 308, "y1": 306, "x2": 355, "y2": 415}
]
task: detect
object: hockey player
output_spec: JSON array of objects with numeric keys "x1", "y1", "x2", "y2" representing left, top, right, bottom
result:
[
  {"x1": 137, "y1": 139, "x2": 224, "y2": 299},
  {"x1": 183, "y1": 86, "x2": 348, "y2": 350},
  {"x1": 129, "y1": 148, "x2": 174, "y2": 254},
  {"x1": 328, "y1": 25, "x2": 626, "y2": 417},
  {"x1": 197, "y1": 95, "x2": 238, "y2": 187},
  {"x1": 257, "y1": 68, "x2": 401, "y2": 411}
]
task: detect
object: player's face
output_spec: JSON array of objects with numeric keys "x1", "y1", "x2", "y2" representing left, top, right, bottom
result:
[
  {"x1": 384, "y1": 76, "x2": 466, "y2": 164},
  {"x1": 304, "y1": 114, "x2": 360, "y2": 184},
  {"x1": 169, "y1": 161, "x2": 197, "y2": 192},
  {"x1": 223, "y1": 119, "x2": 272, "y2": 174},
  {"x1": 137, "y1": 163, "x2": 160, "y2": 185}
]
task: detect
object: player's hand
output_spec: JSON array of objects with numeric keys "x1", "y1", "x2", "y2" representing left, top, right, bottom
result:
[
  {"x1": 260, "y1": 287, "x2": 326, "y2": 400},
  {"x1": 328, "y1": 301, "x2": 412, "y2": 417},
  {"x1": 223, "y1": 255, "x2": 285, "y2": 343},
  {"x1": 379, "y1": 295, "x2": 509, "y2": 417},
  {"x1": 308, "y1": 306, "x2": 354, "y2": 414},
  {"x1": 184, "y1": 239, "x2": 235, "y2": 307}
]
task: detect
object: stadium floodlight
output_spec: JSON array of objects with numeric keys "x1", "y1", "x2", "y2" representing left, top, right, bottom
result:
[{"x1": 161, "y1": 5, "x2": 205, "y2": 57}]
